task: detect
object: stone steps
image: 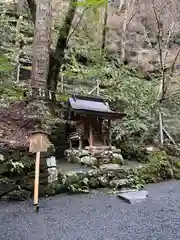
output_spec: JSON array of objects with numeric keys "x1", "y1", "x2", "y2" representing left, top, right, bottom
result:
[{"x1": 56, "y1": 159, "x2": 143, "y2": 192}]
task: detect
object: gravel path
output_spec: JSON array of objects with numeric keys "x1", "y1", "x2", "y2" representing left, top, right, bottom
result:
[{"x1": 0, "y1": 180, "x2": 180, "y2": 240}]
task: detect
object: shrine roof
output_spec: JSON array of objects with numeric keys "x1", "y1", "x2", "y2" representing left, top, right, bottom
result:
[{"x1": 68, "y1": 95, "x2": 125, "y2": 119}]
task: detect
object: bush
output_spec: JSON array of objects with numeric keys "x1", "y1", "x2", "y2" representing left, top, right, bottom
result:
[{"x1": 126, "y1": 151, "x2": 174, "y2": 188}]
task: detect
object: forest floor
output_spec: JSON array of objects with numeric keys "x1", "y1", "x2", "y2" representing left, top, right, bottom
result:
[{"x1": 0, "y1": 180, "x2": 180, "y2": 240}]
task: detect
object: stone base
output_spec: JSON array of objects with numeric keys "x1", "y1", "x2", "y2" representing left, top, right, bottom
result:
[
  {"x1": 64, "y1": 147, "x2": 124, "y2": 167},
  {"x1": 46, "y1": 156, "x2": 58, "y2": 183}
]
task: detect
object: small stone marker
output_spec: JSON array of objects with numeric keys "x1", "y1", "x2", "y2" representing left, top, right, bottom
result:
[
  {"x1": 118, "y1": 190, "x2": 148, "y2": 204},
  {"x1": 46, "y1": 156, "x2": 58, "y2": 183}
]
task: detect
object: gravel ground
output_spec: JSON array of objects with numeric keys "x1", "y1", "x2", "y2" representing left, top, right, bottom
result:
[{"x1": 0, "y1": 180, "x2": 180, "y2": 240}]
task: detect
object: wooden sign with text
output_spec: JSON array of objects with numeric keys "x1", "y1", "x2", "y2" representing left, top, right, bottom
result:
[
  {"x1": 29, "y1": 132, "x2": 50, "y2": 212},
  {"x1": 29, "y1": 132, "x2": 50, "y2": 153}
]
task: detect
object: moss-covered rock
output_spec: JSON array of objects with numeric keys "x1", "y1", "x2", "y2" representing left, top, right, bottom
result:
[
  {"x1": 89, "y1": 177, "x2": 99, "y2": 189},
  {"x1": 111, "y1": 158, "x2": 123, "y2": 165},
  {"x1": 59, "y1": 171, "x2": 89, "y2": 193},
  {"x1": 98, "y1": 176, "x2": 109, "y2": 187},
  {"x1": 3, "y1": 188, "x2": 31, "y2": 201},
  {"x1": 119, "y1": 141, "x2": 149, "y2": 163},
  {"x1": 126, "y1": 151, "x2": 177, "y2": 189},
  {"x1": 109, "y1": 179, "x2": 128, "y2": 189},
  {"x1": 164, "y1": 144, "x2": 180, "y2": 157},
  {"x1": 43, "y1": 182, "x2": 69, "y2": 196}
]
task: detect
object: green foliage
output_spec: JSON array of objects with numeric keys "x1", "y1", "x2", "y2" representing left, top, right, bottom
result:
[
  {"x1": 110, "y1": 70, "x2": 158, "y2": 153},
  {"x1": 141, "y1": 151, "x2": 173, "y2": 182},
  {"x1": 119, "y1": 141, "x2": 149, "y2": 163},
  {"x1": 126, "y1": 172, "x2": 145, "y2": 189},
  {"x1": 126, "y1": 151, "x2": 174, "y2": 189},
  {"x1": 0, "y1": 55, "x2": 12, "y2": 72},
  {"x1": 0, "y1": 86, "x2": 24, "y2": 103},
  {"x1": 0, "y1": 55, "x2": 13, "y2": 83},
  {"x1": 0, "y1": 3, "x2": 33, "y2": 85},
  {"x1": 77, "y1": 0, "x2": 107, "y2": 8},
  {"x1": 8, "y1": 160, "x2": 25, "y2": 175},
  {"x1": 62, "y1": 173, "x2": 89, "y2": 193},
  {"x1": 63, "y1": 40, "x2": 158, "y2": 157}
]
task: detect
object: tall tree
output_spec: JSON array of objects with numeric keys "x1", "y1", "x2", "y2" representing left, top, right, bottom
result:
[
  {"x1": 47, "y1": 0, "x2": 78, "y2": 100},
  {"x1": 26, "y1": 0, "x2": 106, "y2": 100},
  {"x1": 27, "y1": 0, "x2": 77, "y2": 100}
]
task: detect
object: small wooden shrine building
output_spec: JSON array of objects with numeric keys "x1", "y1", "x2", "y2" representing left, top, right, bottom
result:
[{"x1": 65, "y1": 95, "x2": 125, "y2": 149}]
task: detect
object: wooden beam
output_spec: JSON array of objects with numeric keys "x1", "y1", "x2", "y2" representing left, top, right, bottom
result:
[{"x1": 89, "y1": 123, "x2": 93, "y2": 147}]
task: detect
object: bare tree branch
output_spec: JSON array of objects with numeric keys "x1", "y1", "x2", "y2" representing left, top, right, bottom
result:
[
  {"x1": 152, "y1": 1, "x2": 166, "y2": 101},
  {"x1": 126, "y1": 0, "x2": 143, "y2": 28},
  {"x1": 163, "y1": 21, "x2": 175, "y2": 66},
  {"x1": 67, "y1": 7, "x2": 88, "y2": 44},
  {"x1": 170, "y1": 48, "x2": 180, "y2": 75}
]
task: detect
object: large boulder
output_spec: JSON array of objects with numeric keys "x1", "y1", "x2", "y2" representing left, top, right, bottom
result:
[
  {"x1": 80, "y1": 156, "x2": 97, "y2": 166},
  {"x1": 98, "y1": 176, "x2": 109, "y2": 187},
  {"x1": 110, "y1": 179, "x2": 128, "y2": 189}
]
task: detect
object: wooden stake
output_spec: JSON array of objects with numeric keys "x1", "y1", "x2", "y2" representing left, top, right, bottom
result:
[
  {"x1": 34, "y1": 151, "x2": 40, "y2": 208},
  {"x1": 159, "y1": 111, "x2": 164, "y2": 145},
  {"x1": 96, "y1": 80, "x2": 100, "y2": 96},
  {"x1": 79, "y1": 137, "x2": 82, "y2": 150},
  {"x1": 61, "y1": 73, "x2": 64, "y2": 93}
]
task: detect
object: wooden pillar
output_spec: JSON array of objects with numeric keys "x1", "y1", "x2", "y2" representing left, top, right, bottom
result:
[
  {"x1": 108, "y1": 119, "x2": 111, "y2": 146},
  {"x1": 89, "y1": 123, "x2": 93, "y2": 147},
  {"x1": 79, "y1": 137, "x2": 82, "y2": 150},
  {"x1": 69, "y1": 140, "x2": 72, "y2": 149}
]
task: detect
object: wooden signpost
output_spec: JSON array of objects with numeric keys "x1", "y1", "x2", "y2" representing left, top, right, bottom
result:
[{"x1": 29, "y1": 131, "x2": 50, "y2": 212}]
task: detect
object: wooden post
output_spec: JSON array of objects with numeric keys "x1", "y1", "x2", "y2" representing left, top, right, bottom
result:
[
  {"x1": 96, "y1": 80, "x2": 100, "y2": 96},
  {"x1": 89, "y1": 123, "x2": 93, "y2": 147},
  {"x1": 108, "y1": 120, "x2": 111, "y2": 146},
  {"x1": 69, "y1": 140, "x2": 72, "y2": 149},
  {"x1": 79, "y1": 137, "x2": 82, "y2": 150},
  {"x1": 16, "y1": 64, "x2": 20, "y2": 83},
  {"x1": 34, "y1": 151, "x2": 40, "y2": 206},
  {"x1": 29, "y1": 132, "x2": 50, "y2": 212},
  {"x1": 61, "y1": 73, "x2": 64, "y2": 93},
  {"x1": 159, "y1": 111, "x2": 164, "y2": 145},
  {"x1": 14, "y1": 15, "x2": 23, "y2": 83}
]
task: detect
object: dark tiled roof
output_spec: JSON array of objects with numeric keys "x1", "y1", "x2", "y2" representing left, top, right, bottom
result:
[{"x1": 68, "y1": 95, "x2": 125, "y2": 119}]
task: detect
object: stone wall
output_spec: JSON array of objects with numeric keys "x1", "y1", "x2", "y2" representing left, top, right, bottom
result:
[
  {"x1": 0, "y1": 99, "x2": 66, "y2": 200},
  {"x1": 64, "y1": 146, "x2": 124, "y2": 167}
]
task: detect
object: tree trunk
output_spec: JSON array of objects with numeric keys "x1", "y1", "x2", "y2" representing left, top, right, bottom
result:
[
  {"x1": 121, "y1": 0, "x2": 129, "y2": 62},
  {"x1": 47, "y1": 0, "x2": 78, "y2": 101},
  {"x1": 27, "y1": 0, "x2": 36, "y2": 24},
  {"x1": 27, "y1": 0, "x2": 77, "y2": 101},
  {"x1": 30, "y1": 0, "x2": 51, "y2": 98},
  {"x1": 101, "y1": 1, "x2": 108, "y2": 51}
]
